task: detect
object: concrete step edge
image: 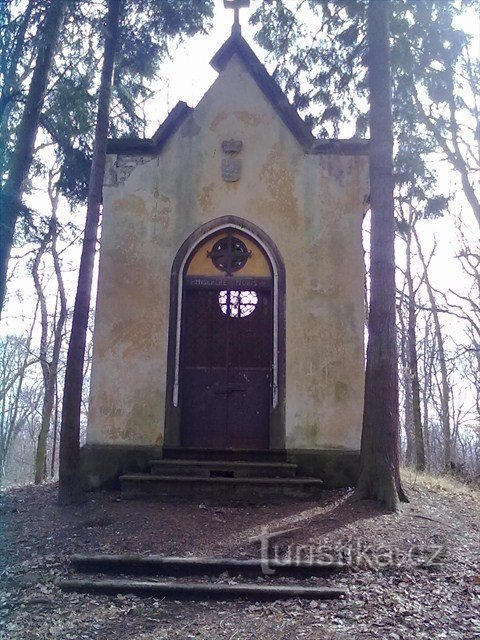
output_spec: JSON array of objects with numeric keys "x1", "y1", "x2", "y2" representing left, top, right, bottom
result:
[
  {"x1": 120, "y1": 474, "x2": 323, "y2": 484},
  {"x1": 148, "y1": 460, "x2": 298, "y2": 469}
]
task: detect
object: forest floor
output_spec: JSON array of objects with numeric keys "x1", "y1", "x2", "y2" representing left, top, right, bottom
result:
[{"x1": 0, "y1": 470, "x2": 479, "y2": 640}]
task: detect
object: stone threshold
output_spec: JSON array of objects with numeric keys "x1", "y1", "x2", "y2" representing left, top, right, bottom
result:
[{"x1": 149, "y1": 459, "x2": 297, "y2": 478}]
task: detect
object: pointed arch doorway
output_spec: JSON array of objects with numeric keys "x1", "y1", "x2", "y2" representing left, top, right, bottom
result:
[{"x1": 164, "y1": 217, "x2": 285, "y2": 452}]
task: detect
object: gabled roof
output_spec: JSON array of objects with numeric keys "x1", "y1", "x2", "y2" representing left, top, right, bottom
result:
[
  {"x1": 210, "y1": 33, "x2": 315, "y2": 151},
  {"x1": 107, "y1": 33, "x2": 368, "y2": 156}
]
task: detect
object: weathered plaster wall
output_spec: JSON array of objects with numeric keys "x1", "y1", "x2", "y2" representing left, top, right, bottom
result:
[{"x1": 87, "y1": 53, "x2": 368, "y2": 452}]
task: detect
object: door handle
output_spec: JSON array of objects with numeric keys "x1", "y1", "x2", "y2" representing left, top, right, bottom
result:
[
  {"x1": 227, "y1": 383, "x2": 247, "y2": 393},
  {"x1": 213, "y1": 385, "x2": 228, "y2": 395}
]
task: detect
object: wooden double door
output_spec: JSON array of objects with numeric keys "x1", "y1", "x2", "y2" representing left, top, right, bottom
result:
[{"x1": 180, "y1": 282, "x2": 272, "y2": 449}]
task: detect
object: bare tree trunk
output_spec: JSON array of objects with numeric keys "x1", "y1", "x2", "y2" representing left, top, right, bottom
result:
[
  {"x1": 50, "y1": 376, "x2": 59, "y2": 477},
  {"x1": 398, "y1": 304, "x2": 414, "y2": 465},
  {"x1": 413, "y1": 228, "x2": 452, "y2": 468},
  {"x1": 32, "y1": 182, "x2": 67, "y2": 484},
  {"x1": 421, "y1": 315, "x2": 435, "y2": 468},
  {"x1": 405, "y1": 219, "x2": 425, "y2": 471},
  {"x1": 32, "y1": 232, "x2": 51, "y2": 483},
  {"x1": 58, "y1": 0, "x2": 121, "y2": 505},
  {"x1": 403, "y1": 372, "x2": 414, "y2": 465},
  {"x1": 0, "y1": 0, "x2": 65, "y2": 316},
  {"x1": 354, "y1": 0, "x2": 407, "y2": 511}
]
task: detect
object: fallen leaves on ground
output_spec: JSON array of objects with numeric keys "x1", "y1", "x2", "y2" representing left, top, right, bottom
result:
[{"x1": 0, "y1": 473, "x2": 478, "y2": 639}]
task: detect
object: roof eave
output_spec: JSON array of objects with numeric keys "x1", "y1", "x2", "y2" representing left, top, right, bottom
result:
[
  {"x1": 310, "y1": 139, "x2": 370, "y2": 155},
  {"x1": 106, "y1": 101, "x2": 193, "y2": 156}
]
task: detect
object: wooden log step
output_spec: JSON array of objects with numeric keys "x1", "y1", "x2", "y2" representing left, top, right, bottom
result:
[
  {"x1": 70, "y1": 554, "x2": 345, "y2": 577},
  {"x1": 59, "y1": 578, "x2": 346, "y2": 600}
]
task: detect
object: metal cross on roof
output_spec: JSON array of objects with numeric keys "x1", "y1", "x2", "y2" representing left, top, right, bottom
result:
[{"x1": 223, "y1": 0, "x2": 250, "y2": 35}]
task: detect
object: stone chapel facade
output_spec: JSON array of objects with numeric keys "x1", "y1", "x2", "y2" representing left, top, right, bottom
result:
[{"x1": 82, "y1": 32, "x2": 369, "y2": 489}]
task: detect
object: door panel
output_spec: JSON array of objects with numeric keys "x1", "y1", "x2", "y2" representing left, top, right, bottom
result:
[
  {"x1": 227, "y1": 369, "x2": 270, "y2": 448},
  {"x1": 227, "y1": 292, "x2": 271, "y2": 369},
  {"x1": 182, "y1": 289, "x2": 227, "y2": 369},
  {"x1": 181, "y1": 289, "x2": 227, "y2": 448},
  {"x1": 180, "y1": 285, "x2": 272, "y2": 449},
  {"x1": 181, "y1": 368, "x2": 228, "y2": 447}
]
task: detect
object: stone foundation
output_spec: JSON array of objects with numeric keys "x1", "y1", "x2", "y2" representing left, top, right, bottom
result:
[{"x1": 81, "y1": 444, "x2": 359, "y2": 491}]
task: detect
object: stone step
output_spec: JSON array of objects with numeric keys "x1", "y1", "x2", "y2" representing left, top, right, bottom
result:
[
  {"x1": 59, "y1": 578, "x2": 345, "y2": 601},
  {"x1": 120, "y1": 474, "x2": 323, "y2": 504},
  {"x1": 70, "y1": 554, "x2": 345, "y2": 578},
  {"x1": 162, "y1": 447, "x2": 287, "y2": 463},
  {"x1": 149, "y1": 459, "x2": 297, "y2": 478}
]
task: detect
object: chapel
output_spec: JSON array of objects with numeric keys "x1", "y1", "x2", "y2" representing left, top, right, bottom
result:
[{"x1": 82, "y1": 2, "x2": 369, "y2": 499}]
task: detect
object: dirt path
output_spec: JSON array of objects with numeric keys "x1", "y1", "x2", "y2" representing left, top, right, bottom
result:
[{"x1": 1, "y1": 471, "x2": 478, "y2": 639}]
